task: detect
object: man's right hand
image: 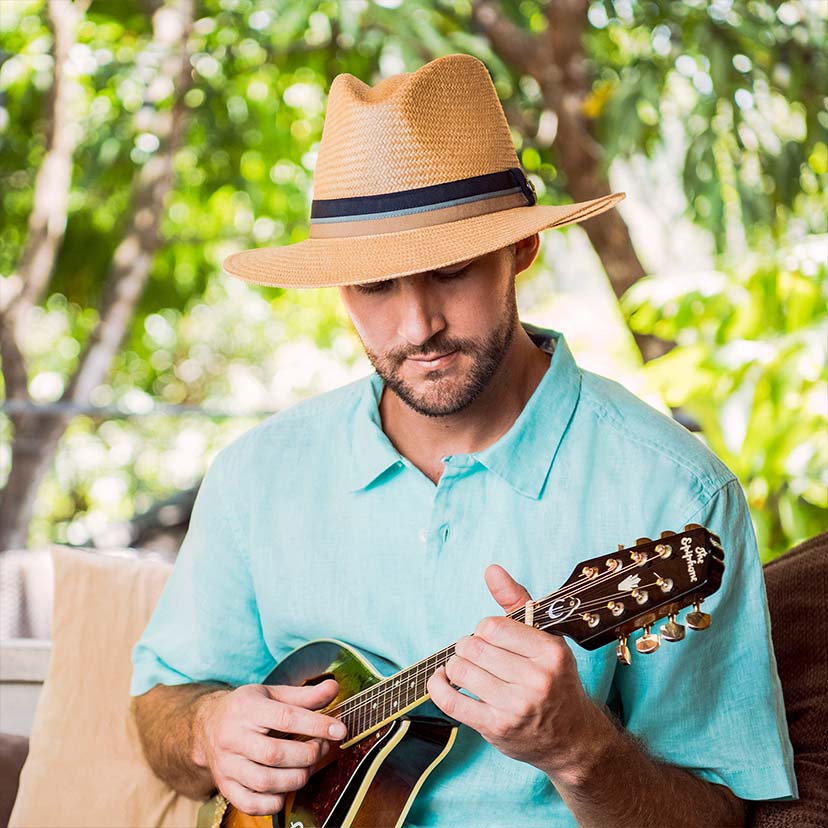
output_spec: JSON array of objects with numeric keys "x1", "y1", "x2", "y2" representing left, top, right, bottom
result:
[{"x1": 192, "y1": 679, "x2": 347, "y2": 816}]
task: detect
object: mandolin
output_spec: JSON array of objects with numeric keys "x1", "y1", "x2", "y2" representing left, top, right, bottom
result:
[{"x1": 198, "y1": 525, "x2": 724, "y2": 828}]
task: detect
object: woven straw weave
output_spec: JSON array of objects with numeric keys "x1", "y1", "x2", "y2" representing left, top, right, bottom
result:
[
  {"x1": 313, "y1": 55, "x2": 519, "y2": 199},
  {"x1": 222, "y1": 53, "x2": 626, "y2": 288}
]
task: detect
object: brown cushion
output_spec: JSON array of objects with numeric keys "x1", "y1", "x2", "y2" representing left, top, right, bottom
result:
[
  {"x1": 0, "y1": 734, "x2": 28, "y2": 828},
  {"x1": 8, "y1": 547, "x2": 202, "y2": 828},
  {"x1": 749, "y1": 533, "x2": 828, "y2": 827}
]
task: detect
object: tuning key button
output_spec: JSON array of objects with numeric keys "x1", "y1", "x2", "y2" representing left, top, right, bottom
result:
[
  {"x1": 686, "y1": 599, "x2": 712, "y2": 631},
  {"x1": 635, "y1": 625, "x2": 661, "y2": 654},
  {"x1": 660, "y1": 530, "x2": 676, "y2": 538},
  {"x1": 616, "y1": 636, "x2": 632, "y2": 666},
  {"x1": 581, "y1": 612, "x2": 600, "y2": 628},
  {"x1": 631, "y1": 588, "x2": 649, "y2": 605},
  {"x1": 684, "y1": 523, "x2": 703, "y2": 531},
  {"x1": 655, "y1": 575, "x2": 674, "y2": 593},
  {"x1": 660, "y1": 614, "x2": 686, "y2": 642}
]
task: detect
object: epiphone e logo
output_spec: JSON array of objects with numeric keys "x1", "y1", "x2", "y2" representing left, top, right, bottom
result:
[
  {"x1": 290, "y1": 821, "x2": 305, "y2": 828},
  {"x1": 546, "y1": 596, "x2": 581, "y2": 622},
  {"x1": 681, "y1": 536, "x2": 708, "y2": 583}
]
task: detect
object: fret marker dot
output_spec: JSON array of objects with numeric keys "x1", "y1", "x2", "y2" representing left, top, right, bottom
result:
[
  {"x1": 372, "y1": 703, "x2": 377, "y2": 709},
  {"x1": 392, "y1": 701, "x2": 398, "y2": 707}
]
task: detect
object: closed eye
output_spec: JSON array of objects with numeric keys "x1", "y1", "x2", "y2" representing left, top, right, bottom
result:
[
  {"x1": 354, "y1": 279, "x2": 393, "y2": 295},
  {"x1": 353, "y1": 262, "x2": 472, "y2": 294}
]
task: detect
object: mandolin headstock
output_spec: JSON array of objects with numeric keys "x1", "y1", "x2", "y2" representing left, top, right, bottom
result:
[{"x1": 526, "y1": 525, "x2": 724, "y2": 663}]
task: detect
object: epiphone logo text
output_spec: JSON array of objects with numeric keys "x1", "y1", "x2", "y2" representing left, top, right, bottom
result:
[{"x1": 681, "y1": 536, "x2": 708, "y2": 583}]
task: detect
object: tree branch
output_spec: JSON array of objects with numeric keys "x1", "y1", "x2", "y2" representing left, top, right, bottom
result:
[
  {"x1": 66, "y1": 0, "x2": 195, "y2": 402},
  {"x1": 472, "y1": 0, "x2": 671, "y2": 360},
  {"x1": 0, "y1": 0, "x2": 89, "y2": 399}
]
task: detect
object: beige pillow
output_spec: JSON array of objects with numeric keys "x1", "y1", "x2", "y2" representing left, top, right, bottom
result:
[{"x1": 10, "y1": 546, "x2": 203, "y2": 828}]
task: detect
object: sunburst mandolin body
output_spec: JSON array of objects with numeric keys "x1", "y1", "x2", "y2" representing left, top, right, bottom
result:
[{"x1": 210, "y1": 639, "x2": 458, "y2": 828}]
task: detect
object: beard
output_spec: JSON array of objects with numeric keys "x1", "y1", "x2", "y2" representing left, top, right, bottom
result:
[{"x1": 363, "y1": 287, "x2": 519, "y2": 418}]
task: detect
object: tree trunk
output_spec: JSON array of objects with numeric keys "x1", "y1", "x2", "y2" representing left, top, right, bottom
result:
[
  {"x1": 472, "y1": 0, "x2": 671, "y2": 362},
  {"x1": 0, "y1": 0, "x2": 195, "y2": 551}
]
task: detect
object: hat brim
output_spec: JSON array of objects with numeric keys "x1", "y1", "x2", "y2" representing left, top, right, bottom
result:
[{"x1": 222, "y1": 191, "x2": 625, "y2": 289}]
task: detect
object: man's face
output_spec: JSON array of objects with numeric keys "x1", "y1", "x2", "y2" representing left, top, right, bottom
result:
[{"x1": 339, "y1": 245, "x2": 520, "y2": 417}]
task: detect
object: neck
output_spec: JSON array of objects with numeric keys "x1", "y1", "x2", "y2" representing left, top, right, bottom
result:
[{"x1": 329, "y1": 588, "x2": 569, "y2": 748}]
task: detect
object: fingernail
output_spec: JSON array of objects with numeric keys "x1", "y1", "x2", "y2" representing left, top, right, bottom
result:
[{"x1": 329, "y1": 723, "x2": 347, "y2": 739}]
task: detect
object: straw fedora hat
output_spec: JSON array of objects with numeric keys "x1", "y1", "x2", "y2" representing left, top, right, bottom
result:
[{"x1": 222, "y1": 53, "x2": 625, "y2": 289}]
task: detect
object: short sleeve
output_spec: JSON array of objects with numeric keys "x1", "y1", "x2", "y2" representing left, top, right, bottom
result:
[
  {"x1": 130, "y1": 448, "x2": 275, "y2": 696},
  {"x1": 613, "y1": 479, "x2": 798, "y2": 802}
]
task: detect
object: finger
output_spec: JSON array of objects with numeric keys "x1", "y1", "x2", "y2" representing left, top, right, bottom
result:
[
  {"x1": 262, "y1": 679, "x2": 340, "y2": 709},
  {"x1": 444, "y1": 654, "x2": 509, "y2": 705},
  {"x1": 221, "y1": 778, "x2": 284, "y2": 818},
  {"x1": 242, "y1": 733, "x2": 324, "y2": 769},
  {"x1": 224, "y1": 752, "x2": 311, "y2": 796},
  {"x1": 453, "y1": 634, "x2": 535, "y2": 686},
  {"x1": 251, "y1": 697, "x2": 347, "y2": 741},
  {"x1": 427, "y1": 666, "x2": 488, "y2": 731},
  {"x1": 474, "y1": 615, "x2": 565, "y2": 660},
  {"x1": 485, "y1": 564, "x2": 532, "y2": 613}
]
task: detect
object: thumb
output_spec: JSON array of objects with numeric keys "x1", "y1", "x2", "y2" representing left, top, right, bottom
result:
[
  {"x1": 485, "y1": 564, "x2": 533, "y2": 613},
  {"x1": 263, "y1": 678, "x2": 340, "y2": 709}
]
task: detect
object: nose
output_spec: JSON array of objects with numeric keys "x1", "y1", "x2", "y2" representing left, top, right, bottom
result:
[{"x1": 396, "y1": 276, "x2": 446, "y2": 348}]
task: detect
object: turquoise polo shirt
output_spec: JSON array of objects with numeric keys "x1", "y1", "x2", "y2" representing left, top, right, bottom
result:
[{"x1": 131, "y1": 326, "x2": 797, "y2": 826}]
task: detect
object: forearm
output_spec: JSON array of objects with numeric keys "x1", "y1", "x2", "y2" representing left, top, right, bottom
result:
[
  {"x1": 545, "y1": 704, "x2": 746, "y2": 828},
  {"x1": 131, "y1": 682, "x2": 232, "y2": 800}
]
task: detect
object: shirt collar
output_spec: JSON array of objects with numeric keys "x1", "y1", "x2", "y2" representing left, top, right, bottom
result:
[
  {"x1": 346, "y1": 325, "x2": 582, "y2": 497},
  {"x1": 346, "y1": 373, "x2": 406, "y2": 492},
  {"x1": 472, "y1": 326, "x2": 582, "y2": 499}
]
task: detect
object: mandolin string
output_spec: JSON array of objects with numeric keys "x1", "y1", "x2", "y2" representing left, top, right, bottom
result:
[
  {"x1": 329, "y1": 547, "x2": 673, "y2": 723},
  {"x1": 328, "y1": 581, "x2": 658, "y2": 728},
  {"x1": 329, "y1": 533, "x2": 712, "y2": 729},
  {"x1": 327, "y1": 546, "x2": 681, "y2": 727},
  {"x1": 328, "y1": 578, "x2": 670, "y2": 726}
]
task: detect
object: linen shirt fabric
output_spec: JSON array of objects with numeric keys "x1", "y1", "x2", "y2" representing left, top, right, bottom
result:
[{"x1": 131, "y1": 326, "x2": 797, "y2": 827}]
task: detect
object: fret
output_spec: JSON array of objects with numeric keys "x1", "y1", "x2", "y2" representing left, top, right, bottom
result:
[{"x1": 358, "y1": 688, "x2": 368, "y2": 736}]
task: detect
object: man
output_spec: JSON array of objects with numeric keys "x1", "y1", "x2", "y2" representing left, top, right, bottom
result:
[{"x1": 131, "y1": 54, "x2": 796, "y2": 827}]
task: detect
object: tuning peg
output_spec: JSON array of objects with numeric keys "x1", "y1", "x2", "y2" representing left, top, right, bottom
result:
[
  {"x1": 660, "y1": 614, "x2": 685, "y2": 642},
  {"x1": 686, "y1": 599, "x2": 712, "y2": 631},
  {"x1": 616, "y1": 635, "x2": 631, "y2": 665},
  {"x1": 659, "y1": 530, "x2": 676, "y2": 538},
  {"x1": 635, "y1": 537, "x2": 653, "y2": 546},
  {"x1": 635, "y1": 625, "x2": 661, "y2": 654},
  {"x1": 683, "y1": 523, "x2": 703, "y2": 531}
]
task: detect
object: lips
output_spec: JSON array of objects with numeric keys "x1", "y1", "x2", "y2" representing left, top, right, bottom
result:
[{"x1": 407, "y1": 350, "x2": 458, "y2": 369}]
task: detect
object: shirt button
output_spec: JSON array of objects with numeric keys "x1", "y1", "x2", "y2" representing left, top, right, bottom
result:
[
  {"x1": 439, "y1": 524, "x2": 450, "y2": 542},
  {"x1": 418, "y1": 527, "x2": 427, "y2": 543}
]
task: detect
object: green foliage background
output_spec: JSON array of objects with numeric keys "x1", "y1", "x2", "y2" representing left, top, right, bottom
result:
[{"x1": 1, "y1": 0, "x2": 826, "y2": 559}]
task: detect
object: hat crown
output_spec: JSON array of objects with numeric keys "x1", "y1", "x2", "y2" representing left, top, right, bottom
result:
[{"x1": 312, "y1": 54, "x2": 520, "y2": 201}]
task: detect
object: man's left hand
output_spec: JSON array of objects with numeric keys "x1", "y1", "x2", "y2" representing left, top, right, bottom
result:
[{"x1": 427, "y1": 564, "x2": 603, "y2": 779}]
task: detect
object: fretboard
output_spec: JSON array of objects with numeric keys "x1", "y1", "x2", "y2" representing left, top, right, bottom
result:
[{"x1": 330, "y1": 601, "x2": 537, "y2": 744}]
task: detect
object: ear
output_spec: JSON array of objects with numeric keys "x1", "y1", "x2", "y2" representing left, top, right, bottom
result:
[{"x1": 513, "y1": 234, "x2": 540, "y2": 276}]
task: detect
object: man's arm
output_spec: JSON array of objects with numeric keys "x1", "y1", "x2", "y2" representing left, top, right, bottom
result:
[
  {"x1": 427, "y1": 565, "x2": 747, "y2": 828},
  {"x1": 131, "y1": 679, "x2": 347, "y2": 815},
  {"x1": 543, "y1": 697, "x2": 745, "y2": 827},
  {"x1": 131, "y1": 683, "x2": 231, "y2": 800}
]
